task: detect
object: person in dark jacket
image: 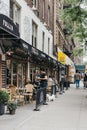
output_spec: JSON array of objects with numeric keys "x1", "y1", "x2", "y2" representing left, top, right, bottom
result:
[
  {"x1": 38, "y1": 68, "x2": 48, "y2": 105},
  {"x1": 83, "y1": 73, "x2": 87, "y2": 89}
]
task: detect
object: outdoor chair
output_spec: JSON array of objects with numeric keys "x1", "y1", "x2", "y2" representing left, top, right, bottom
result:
[
  {"x1": 9, "y1": 85, "x2": 24, "y2": 105},
  {"x1": 23, "y1": 83, "x2": 34, "y2": 103},
  {"x1": 46, "y1": 81, "x2": 53, "y2": 93}
]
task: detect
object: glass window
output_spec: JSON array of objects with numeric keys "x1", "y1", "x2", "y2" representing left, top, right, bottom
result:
[
  {"x1": 32, "y1": 21, "x2": 38, "y2": 47},
  {"x1": 17, "y1": 64, "x2": 22, "y2": 88},
  {"x1": 33, "y1": 0, "x2": 38, "y2": 8},
  {"x1": 10, "y1": 0, "x2": 13, "y2": 19},
  {"x1": 10, "y1": 0, "x2": 21, "y2": 31},
  {"x1": 22, "y1": 64, "x2": 26, "y2": 87},
  {"x1": 48, "y1": 6, "x2": 50, "y2": 26},
  {"x1": 14, "y1": 5, "x2": 20, "y2": 24},
  {"x1": 42, "y1": 0, "x2": 45, "y2": 18},
  {"x1": 6, "y1": 60, "x2": 11, "y2": 85},
  {"x1": 6, "y1": 60, "x2": 26, "y2": 88}
]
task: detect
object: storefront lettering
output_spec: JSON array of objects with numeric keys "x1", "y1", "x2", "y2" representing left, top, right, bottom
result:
[{"x1": 3, "y1": 20, "x2": 13, "y2": 31}]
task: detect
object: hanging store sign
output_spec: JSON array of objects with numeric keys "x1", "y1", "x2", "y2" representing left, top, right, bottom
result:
[{"x1": 0, "y1": 14, "x2": 19, "y2": 37}]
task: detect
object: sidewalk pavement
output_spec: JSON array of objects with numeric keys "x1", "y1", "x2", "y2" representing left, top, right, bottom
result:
[{"x1": 0, "y1": 82, "x2": 87, "y2": 130}]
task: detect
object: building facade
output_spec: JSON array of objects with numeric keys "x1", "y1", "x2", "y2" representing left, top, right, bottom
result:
[{"x1": 0, "y1": 0, "x2": 58, "y2": 89}]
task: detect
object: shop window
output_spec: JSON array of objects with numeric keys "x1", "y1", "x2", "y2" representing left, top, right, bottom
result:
[
  {"x1": 13, "y1": 62, "x2": 17, "y2": 86},
  {"x1": 6, "y1": 60, "x2": 26, "y2": 88},
  {"x1": 23, "y1": 64, "x2": 26, "y2": 87},
  {"x1": 17, "y1": 64, "x2": 22, "y2": 88},
  {"x1": 30, "y1": 66, "x2": 36, "y2": 83},
  {"x1": 13, "y1": 63, "x2": 26, "y2": 88},
  {"x1": 6, "y1": 60, "x2": 11, "y2": 85}
]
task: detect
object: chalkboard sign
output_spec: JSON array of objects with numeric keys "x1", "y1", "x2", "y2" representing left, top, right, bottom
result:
[{"x1": 2, "y1": 61, "x2": 6, "y2": 88}]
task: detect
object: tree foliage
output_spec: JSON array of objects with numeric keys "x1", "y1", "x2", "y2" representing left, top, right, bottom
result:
[
  {"x1": 62, "y1": 0, "x2": 87, "y2": 42},
  {"x1": 72, "y1": 47, "x2": 83, "y2": 56}
]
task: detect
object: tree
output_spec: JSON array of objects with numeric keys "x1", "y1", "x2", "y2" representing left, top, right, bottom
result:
[
  {"x1": 62, "y1": 0, "x2": 87, "y2": 42},
  {"x1": 61, "y1": 0, "x2": 87, "y2": 58}
]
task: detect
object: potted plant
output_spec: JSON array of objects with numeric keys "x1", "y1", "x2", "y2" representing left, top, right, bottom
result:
[
  {"x1": 0, "y1": 90, "x2": 9, "y2": 115},
  {"x1": 7, "y1": 101, "x2": 17, "y2": 115}
]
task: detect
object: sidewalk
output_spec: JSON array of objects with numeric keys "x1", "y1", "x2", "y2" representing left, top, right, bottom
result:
[{"x1": 0, "y1": 82, "x2": 87, "y2": 130}]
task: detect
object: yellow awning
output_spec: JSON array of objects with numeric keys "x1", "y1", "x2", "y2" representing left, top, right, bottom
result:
[{"x1": 57, "y1": 51, "x2": 66, "y2": 65}]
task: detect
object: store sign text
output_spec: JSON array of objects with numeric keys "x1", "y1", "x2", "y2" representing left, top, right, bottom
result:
[{"x1": 3, "y1": 20, "x2": 13, "y2": 31}]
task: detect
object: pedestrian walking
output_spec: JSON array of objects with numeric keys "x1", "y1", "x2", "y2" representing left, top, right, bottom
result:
[
  {"x1": 83, "y1": 72, "x2": 87, "y2": 89},
  {"x1": 74, "y1": 70, "x2": 81, "y2": 88}
]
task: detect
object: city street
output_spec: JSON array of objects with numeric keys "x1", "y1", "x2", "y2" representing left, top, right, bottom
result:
[
  {"x1": 0, "y1": 82, "x2": 87, "y2": 130},
  {"x1": 0, "y1": 1, "x2": 87, "y2": 130}
]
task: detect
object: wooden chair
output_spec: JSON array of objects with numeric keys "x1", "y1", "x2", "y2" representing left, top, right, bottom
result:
[
  {"x1": 46, "y1": 81, "x2": 53, "y2": 93},
  {"x1": 24, "y1": 83, "x2": 34, "y2": 103},
  {"x1": 9, "y1": 85, "x2": 24, "y2": 106}
]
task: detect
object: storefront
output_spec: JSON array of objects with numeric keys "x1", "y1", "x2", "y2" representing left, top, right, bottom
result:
[
  {"x1": 0, "y1": 14, "x2": 59, "y2": 88},
  {"x1": 57, "y1": 48, "x2": 75, "y2": 83},
  {"x1": 29, "y1": 47, "x2": 41, "y2": 82},
  {"x1": 0, "y1": 14, "x2": 28, "y2": 88},
  {"x1": 57, "y1": 49, "x2": 66, "y2": 83},
  {"x1": 28, "y1": 46, "x2": 58, "y2": 83}
]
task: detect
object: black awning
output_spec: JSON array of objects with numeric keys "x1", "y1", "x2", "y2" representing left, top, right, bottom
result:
[
  {"x1": 31, "y1": 47, "x2": 39, "y2": 56},
  {"x1": 0, "y1": 39, "x2": 18, "y2": 53},
  {"x1": 1, "y1": 38, "x2": 29, "y2": 58},
  {"x1": 16, "y1": 39, "x2": 29, "y2": 55},
  {"x1": 39, "y1": 50, "x2": 48, "y2": 62},
  {"x1": 0, "y1": 14, "x2": 20, "y2": 39},
  {"x1": 30, "y1": 47, "x2": 41, "y2": 63}
]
